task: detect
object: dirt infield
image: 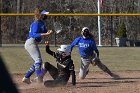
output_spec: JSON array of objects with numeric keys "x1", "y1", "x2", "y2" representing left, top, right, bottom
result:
[{"x1": 12, "y1": 71, "x2": 140, "y2": 93}]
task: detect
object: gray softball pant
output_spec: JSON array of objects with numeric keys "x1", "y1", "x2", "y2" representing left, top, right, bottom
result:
[
  {"x1": 79, "y1": 57, "x2": 92, "y2": 79},
  {"x1": 79, "y1": 55, "x2": 113, "y2": 79},
  {"x1": 24, "y1": 38, "x2": 42, "y2": 64}
]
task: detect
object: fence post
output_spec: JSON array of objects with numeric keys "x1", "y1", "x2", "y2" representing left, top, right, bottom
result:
[
  {"x1": 54, "y1": 32, "x2": 57, "y2": 47},
  {"x1": 0, "y1": 0, "x2": 2, "y2": 47},
  {"x1": 0, "y1": 16, "x2": 1, "y2": 47},
  {"x1": 110, "y1": 16, "x2": 113, "y2": 46}
]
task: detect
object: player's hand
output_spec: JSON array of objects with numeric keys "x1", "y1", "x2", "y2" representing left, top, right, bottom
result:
[
  {"x1": 45, "y1": 41, "x2": 49, "y2": 46},
  {"x1": 41, "y1": 30, "x2": 53, "y2": 36},
  {"x1": 47, "y1": 30, "x2": 53, "y2": 35}
]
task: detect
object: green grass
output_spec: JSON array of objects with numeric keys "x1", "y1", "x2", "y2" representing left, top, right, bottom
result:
[{"x1": 0, "y1": 46, "x2": 140, "y2": 74}]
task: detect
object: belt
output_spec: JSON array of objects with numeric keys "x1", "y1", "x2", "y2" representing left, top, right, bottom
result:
[
  {"x1": 27, "y1": 37, "x2": 39, "y2": 44},
  {"x1": 82, "y1": 56, "x2": 93, "y2": 59}
]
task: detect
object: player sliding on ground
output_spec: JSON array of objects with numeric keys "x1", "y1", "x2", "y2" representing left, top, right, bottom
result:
[
  {"x1": 42, "y1": 41, "x2": 76, "y2": 87},
  {"x1": 70, "y1": 27, "x2": 120, "y2": 79}
]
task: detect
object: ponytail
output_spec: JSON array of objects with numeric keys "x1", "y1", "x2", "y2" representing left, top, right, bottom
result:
[
  {"x1": 89, "y1": 33, "x2": 96, "y2": 42},
  {"x1": 34, "y1": 8, "x2": 41, "y2": 20}
]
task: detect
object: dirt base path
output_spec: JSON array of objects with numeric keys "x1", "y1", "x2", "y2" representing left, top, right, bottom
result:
[{"x1": 12, "y1": 71, "x2": 140, "y2": 93}]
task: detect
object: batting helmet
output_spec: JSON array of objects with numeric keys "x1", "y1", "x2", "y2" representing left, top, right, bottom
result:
[{"x1": 57, "y1": 45, "x2": 71, "y2": 57}]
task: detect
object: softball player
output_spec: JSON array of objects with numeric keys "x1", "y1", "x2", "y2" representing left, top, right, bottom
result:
[
  {"x1": 42, "y1": 41, "x2": 76, "y2": 87},
  {"x1": 70, "y1": 27, "x2": 120, "y2": 79},
  {"x1": 22, "y1": 8, "x2": 52, "y2": 84}
]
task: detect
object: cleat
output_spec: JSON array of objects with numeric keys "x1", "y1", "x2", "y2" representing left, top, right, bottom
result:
[
  {"x1": 110, "y1": 73, "x2": 120, "y2": 80},
  {"x1": 22, "y1": 77, "x2": 32, "y2": 84},
  {"x1": 34, "y1": 76, "x2": 43, "y2": 83}
]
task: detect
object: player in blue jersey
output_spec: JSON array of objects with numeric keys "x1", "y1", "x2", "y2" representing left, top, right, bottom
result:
[
  {"x1": 70, "y1": 27, "x2": 120, "y2": 79},
  {"x1": 22, "y1": 8, "x2": 52, "y2": 84}
]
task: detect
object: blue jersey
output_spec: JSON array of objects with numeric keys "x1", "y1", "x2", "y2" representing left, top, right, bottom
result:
[
  {"x1": 28, "y1": 20, "x2": 47, "y2": 42},
  {"x1": 70, "y1": 37, "x2": 98, "y2": 58}
]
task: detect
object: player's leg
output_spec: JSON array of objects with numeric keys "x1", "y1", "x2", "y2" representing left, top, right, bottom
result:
[
  {"x1": 95, "y1": 59, "x2": 120, "y2": 79},
  {"x1": 79, "y1": 58, "x2": 91, "y2": 79},
  {"x1": 44, "y1": 79, "x2": 67, "y2": 87},
  {"x1": 24, "y1": 65, "x2": 35, "y2": 78},
  {"x1": 43, "y1": 62, "x2": 71, "y2": 87},
  {"x1": 43, "y1": 62, "x2": 58, "y2": 79},
  {"x1": 24, "y1": 38, "x2": 43, "y2": 82},
  {"x1": 22, "y1": 64, "x2": 35, "y2": 84},
  {"x1": 22, "y1": 39, "x2": 35, "y2": 84}
]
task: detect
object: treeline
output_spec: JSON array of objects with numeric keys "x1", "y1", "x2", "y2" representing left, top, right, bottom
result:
[{"x1": 0, "y1": 0, "x2": 140, "y2": 45}]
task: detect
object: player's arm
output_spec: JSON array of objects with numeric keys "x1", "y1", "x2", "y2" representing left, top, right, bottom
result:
[
  {"x1": 92, "y1": 41, "x2": 99, "y2": 58},
  {"x1": 68, "y1": 59, "x2": 75, "y2": 70},
  {"x1": 41, "y1": 30, "x2": 53, "y2": 36},
  {"x1": 68, "y1": 59, "x2": 76, "y2": 85},
  {"x1": 45, "y1": 41, "x2": 55, "y2": 57},
  {"x1": 32, "y1": 22, "x2": 52, "y2": 38},
  {"x1": 70, "y1": 37, "x2": 81, "y2": 51},
  {"x1": 91, "y1": 41, "x2": 100, "y2": 66},
  {"x1": 95, "y1": 49, "x2": 99, "y2": 58}
]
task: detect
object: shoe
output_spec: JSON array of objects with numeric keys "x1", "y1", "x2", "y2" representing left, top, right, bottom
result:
[
  {"x1": 22, "y1": 77, "x2": 32, "y2": 84},
  {"x1": 34, "y1": 76, "x2": 43, "y2": 83},
  {"x1": 110, "y1": 73, "x2": 120, "y2": 80}
]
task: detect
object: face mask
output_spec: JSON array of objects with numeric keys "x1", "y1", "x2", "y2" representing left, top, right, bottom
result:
[
  {"x1": 42, "y1": 15, "x2": 48, "y2": 20},
  {"x1": 82, "y1": 29, "x2": 90, "y2": 38}
]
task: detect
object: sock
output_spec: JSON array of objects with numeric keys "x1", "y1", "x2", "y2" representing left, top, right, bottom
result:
[
  {"x1": 40, "y1": 68, "x2": 46, "y2": 77},
  {"x1": 34, "y1": 63, "x2": 42, "y2": 77},
  {"x1": 25, "y1": 65, "x2": 35, "y2": 78}
]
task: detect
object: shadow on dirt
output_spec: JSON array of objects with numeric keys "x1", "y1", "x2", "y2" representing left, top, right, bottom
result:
[
  {"x1": 76, "y1": 79, "x2": 137, "y2": 88},
  {"x1": 86, "y1": 77, "x2": 140, "y2": 80}
]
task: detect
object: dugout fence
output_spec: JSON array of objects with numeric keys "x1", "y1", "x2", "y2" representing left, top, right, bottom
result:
[{"x1": 0, "y1": 13, "x2": 140, "y2": 47}]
